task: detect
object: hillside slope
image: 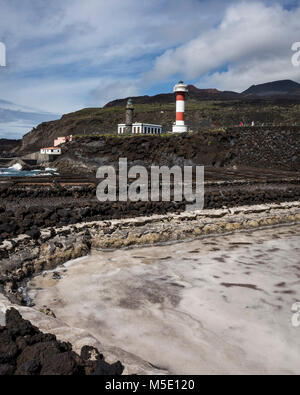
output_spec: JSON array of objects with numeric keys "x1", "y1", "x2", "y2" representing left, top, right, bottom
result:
[
  {"x1": 242, "y1": 80, "x2": 300, "y2": 96},
  {"x1": 0, "y1": 139, "x2": 21, "y2": 156},
  {"x1": 19, "y1": 99, "x2": 300, "y2": 154},
  {"x1": 16, "y1": 79, "x2": 300, "y2": 154},
  {"x1": 51, "y1": 127, "x2": 300, "y2": 174}
]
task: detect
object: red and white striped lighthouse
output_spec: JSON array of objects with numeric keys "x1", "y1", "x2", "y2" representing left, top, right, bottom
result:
[{"x1": 172, "y1": 81, "x2": 188, "y2": 133}]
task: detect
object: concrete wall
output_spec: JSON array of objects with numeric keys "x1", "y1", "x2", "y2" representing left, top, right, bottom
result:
[{"x1": 23, "y1": 152, "x2": 56, "y2": 164}]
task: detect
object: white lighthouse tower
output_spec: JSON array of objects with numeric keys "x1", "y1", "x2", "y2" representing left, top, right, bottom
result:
[{"x1": 172, "y1": 81, "x2": 188, "y2": 133}]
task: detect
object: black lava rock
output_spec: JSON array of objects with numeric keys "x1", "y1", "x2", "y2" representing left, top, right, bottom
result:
[
  {"x1": 0, "y1": 308, "x2": 124, "y2": 376},
  {"x1": 25, "y1": 229, "x2": 41, "y2": 240}
]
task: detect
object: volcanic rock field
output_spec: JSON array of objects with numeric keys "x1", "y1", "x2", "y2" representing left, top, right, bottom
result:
[{"x1": 0, "y1": 127, "x2": 299, "y2": 375}]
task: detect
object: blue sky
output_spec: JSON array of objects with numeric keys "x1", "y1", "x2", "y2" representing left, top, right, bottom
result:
[{"x1": 0, "y1": 0, "x2": 300, "y2": 138}]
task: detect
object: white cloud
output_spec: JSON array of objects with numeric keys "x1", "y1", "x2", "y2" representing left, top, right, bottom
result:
[
  {"x1": 0, "y1": 0, "x2": 227, "y2": 117},
  {"x1": 89, "y1": 80, "x2": 140, "y2": 107},
  {"x1": 200, "y1": 57, "x2": 300, "y2": 92},
  {"x1": 0, "y1": 0, "x2": 300, "y2": 139},
  {"x1": 147, "y1": 1, "x2": 300, "y2": 90},
  {"x1": 0, "y1": 75, "x2": 141, "y2": 119},
  {"x1": 0, "y1": 0, "x2": 223, "y2": 73},
  {"x1": 0, "y1": 77, "x2": 102, "y2": 113},
  {"x1": 0, "y1": 120, "x2": 51, "y2": 139}
]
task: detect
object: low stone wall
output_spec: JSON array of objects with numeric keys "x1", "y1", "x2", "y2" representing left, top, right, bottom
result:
[
  {"x1": 22, "y1": 152, "x2": 56, "y2": 164},
  {"x1": 1, "y1": 201, "x2": 300, "y2": 303},
  {"x1": 227, "y1": 127, "x2": 300, "y2": 171}
]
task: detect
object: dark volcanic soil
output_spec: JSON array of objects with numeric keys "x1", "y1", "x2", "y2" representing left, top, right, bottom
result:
[
  {"x1": 0, "y1": 308, "x2": 123, "y2": 375},
  {"x1": 53, "y1": 129, "x2": 300, "y2": 172},
  {"x1": 20, "y1": 128, "x2": 300, "y2": 172},
  {"x1": 0, "y1": 167, "x2": 299, "y2": 241},
  {"x1": 1, "y1": 128, "x2": 296, "y2": 241}
]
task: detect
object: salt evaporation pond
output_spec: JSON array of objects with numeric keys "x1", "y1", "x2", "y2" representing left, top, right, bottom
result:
[{"x1": 28, "y1": 224, "x2": 300, "y2": 374}]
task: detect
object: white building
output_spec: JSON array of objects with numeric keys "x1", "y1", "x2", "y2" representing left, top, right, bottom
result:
[
  {"x1": 40, "y1": 147, "x2": 62, "y2": 155},
  {"x1": 54, "y1": 135, "x2": 73, "y2": 147},
  {"x1": 118, "y1": 123, "x2": 162, "y2": 135}
]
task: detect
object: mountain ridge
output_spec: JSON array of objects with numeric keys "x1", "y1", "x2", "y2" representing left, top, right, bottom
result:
[
  {"x1": 104, "y1": 80, "x2": 300, "y2": 107},
  {"x1": 104, "y1": 84, "x2": 240, "y2": 107},
  {"x1": 242, "y1": 80, "x2": 300, "y2": 96}
]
